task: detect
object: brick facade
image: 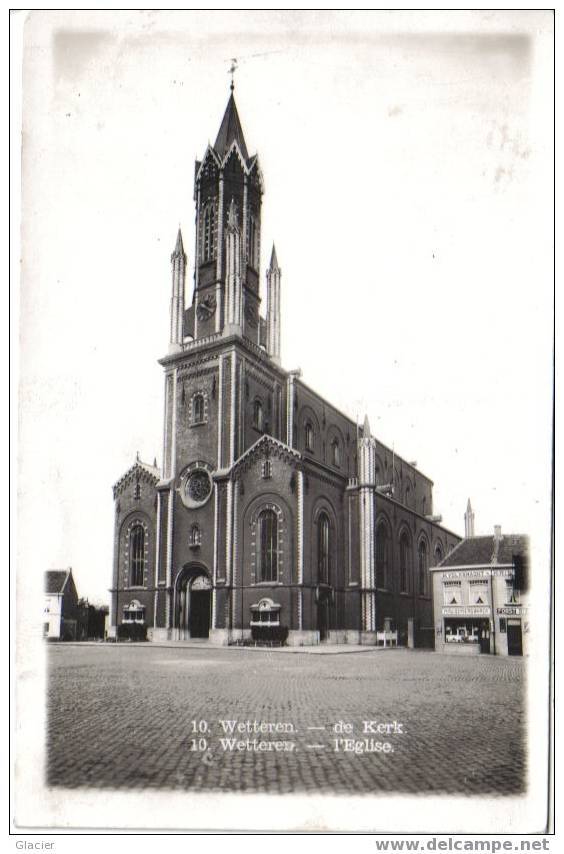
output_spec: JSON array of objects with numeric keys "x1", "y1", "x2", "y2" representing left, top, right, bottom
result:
[{"x1": 109, "y1": 91, "x2": 461, "y2": 645}]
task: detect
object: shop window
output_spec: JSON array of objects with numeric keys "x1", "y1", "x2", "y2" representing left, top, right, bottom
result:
[
  {"x1": 469, "y1": 580, "x2": 488, "y2": 605},
  {"x1": 506, "y1": 580, "x2": 520, "y2": 604},
  {"x1": 443, "y1": 581, "x2": 461, "y2": 606}
]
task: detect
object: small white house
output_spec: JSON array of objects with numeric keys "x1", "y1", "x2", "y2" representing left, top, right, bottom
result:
[{"x1": 44, "y1": 568, "x2": 83, "y2": 640}]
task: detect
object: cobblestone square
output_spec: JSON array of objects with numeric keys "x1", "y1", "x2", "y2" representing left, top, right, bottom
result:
[{"x1": 46, "y1": 644, "x2": 525, "y2": 795}]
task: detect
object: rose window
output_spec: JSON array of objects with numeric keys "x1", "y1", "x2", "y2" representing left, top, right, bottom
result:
[{"x1": 187, "y1": 471, "x2": 211, "y2": 503}]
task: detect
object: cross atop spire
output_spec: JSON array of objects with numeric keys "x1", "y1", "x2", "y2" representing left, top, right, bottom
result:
[{"x1": 228, "y1": 58, "x2": 237, "y2": 92}]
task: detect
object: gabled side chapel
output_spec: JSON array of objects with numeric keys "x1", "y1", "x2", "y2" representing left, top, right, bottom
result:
[{"x1": 110, "y1": 89, "x2": 460, "y2": 645}]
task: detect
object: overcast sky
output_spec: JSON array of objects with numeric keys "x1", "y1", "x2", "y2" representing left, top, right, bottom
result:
[{"x1": 17, "y1": 10, "x2": 553, "y2": 605}]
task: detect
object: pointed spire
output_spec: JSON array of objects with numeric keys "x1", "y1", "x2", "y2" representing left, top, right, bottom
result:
[
  {"x1": 363, "y1": 414, "x2": 371, "y2": 437},
  {"x1": 269, "y1": 243, "x2": 279, "y2": 271},
  {"x1": 464, "y1": 498, "x2": 475, "y2": 538},
  {"x1": 214, "y1": 93, "x2": 249, "y2": 160},
  {"x1": 172, "y1": 227, "x2": 185, "y2": 257}
]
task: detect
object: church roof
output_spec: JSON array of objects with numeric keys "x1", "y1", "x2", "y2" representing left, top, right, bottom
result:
[
  {"x1": 214, "y1": 93, "x2": 249, "y2": 160},
  {"x1": 231, "y1": 434, "x2": 301, "y2": 476},
  {"x1": 112, "y1": 457, "x2": 161, "y2": 497},
  {"x1": 438, "y1": 534, "x2": 528, "y2": 568},
  {"x1": 45, "y1": 568, "x2": 71, "y2": 595}
]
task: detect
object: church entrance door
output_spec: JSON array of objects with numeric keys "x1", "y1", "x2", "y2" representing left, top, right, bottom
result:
[
  {"x1": 176, "y1": 567, "x2": 212, "y2": 640},
  {"x1": 189, "y1": 584, "x2": 211, "y2": 638}
]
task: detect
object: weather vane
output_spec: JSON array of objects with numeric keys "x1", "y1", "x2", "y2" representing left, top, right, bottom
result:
[{"x1": 228, "y1": 58, "x2": 238, "y2": 92}]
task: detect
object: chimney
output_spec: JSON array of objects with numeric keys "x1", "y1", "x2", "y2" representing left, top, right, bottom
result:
[{"x1": 493, "y1": 525, "x2": 502, "y2": 541}]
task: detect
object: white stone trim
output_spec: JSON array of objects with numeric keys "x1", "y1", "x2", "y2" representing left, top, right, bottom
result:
[
  {"x1": 165, "y1": 488, "x2": 174, "y2": 629},
  {"x1": 225, "y1": 479, "x2": 233, "y2": 586},
  {"x1": 229, "y1": 351, "x2": 237, "y2": 465},
  {"x1": 297, "y1": 470, "x2": 304, "y2": 586},
  {"x1": 217, "y1": 354, "x2": 224, "y2": 468},
  {"x1": 171, "y1": 367, "x2": 178, "y2": 478}
]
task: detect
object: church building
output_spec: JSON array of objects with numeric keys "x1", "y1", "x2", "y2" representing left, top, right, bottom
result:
[{"x1": 109, "y1": 88, "x2": 460, "y2": 645}]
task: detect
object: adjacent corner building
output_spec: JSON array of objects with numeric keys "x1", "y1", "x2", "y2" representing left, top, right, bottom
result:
[{"x1": 430, "y1": 526, "x2": 529, "y2": 656}]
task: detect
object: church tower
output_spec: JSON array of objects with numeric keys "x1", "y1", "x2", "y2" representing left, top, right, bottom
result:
[{"x1": 187, "y1": 88, "x2": 264, "y2": 345}]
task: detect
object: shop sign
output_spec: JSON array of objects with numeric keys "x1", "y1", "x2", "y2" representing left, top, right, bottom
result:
[
  {"x1": 440, "y1": 569, "x2": 513, "y2": 580},
  {"x1": 442, "y1": 606, "x2": 491, "y2": 617},
  {"x1": 496, "y1": 606, "x2": 527, "y2": 616}
]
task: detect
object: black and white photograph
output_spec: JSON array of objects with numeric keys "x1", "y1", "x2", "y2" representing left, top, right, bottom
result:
[{"x1": 12, "y1": 9, "x2": 554, "y2": 836}]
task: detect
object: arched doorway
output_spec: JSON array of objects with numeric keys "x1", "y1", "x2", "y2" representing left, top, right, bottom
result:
[{"x1": 176, "y1": 566, "x2": 212, "y2": 640}]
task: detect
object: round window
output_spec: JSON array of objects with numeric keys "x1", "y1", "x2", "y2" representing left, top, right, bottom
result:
[{"x1": 183, "y1": 468, "x2": 212, "y2": 508}]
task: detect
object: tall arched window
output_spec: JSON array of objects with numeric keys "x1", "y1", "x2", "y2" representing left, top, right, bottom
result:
[
  {"x1": 434, "y1": 543, "x2": 444, "y2": 566},
  {"x1": 248, "y1": 215, "x2": 258, "y2": 268},
  {"x1": 192, "y1": 393, "x2": 205, "y2": 424},
  {"x1": 331, "y1": 438, "x2": 341, "y2": 467},
  {"x1": 253, "y1": 399, "x2": 264, "y2": 432},
  {"x1": 305, "y1": 422, "x2": 314, "y2": 452},
  {"x1": 400, "y1": 532, "x2": 410, "y2": 593},
  {"x1": 418, "y1": 540, "x2": 428, "y2": 595},
  {"x1": 130, "y1": 524, "x2": 145, "y2": 587},
  {"x1": 202, "y1": 204, "x2": 215, "y2": 262},
  {"x1": 376, "y1": 523, "x2": 389, "y2": 589},
  {"x1": 318, "y1": 512, "x2": 331, "y2": 583},
  {"x1": 258, "y1": 509, "x2": 278, "y2": 582}
]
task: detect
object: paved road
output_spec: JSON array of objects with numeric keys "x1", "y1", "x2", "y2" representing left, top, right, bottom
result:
[{"x1": 46, "y1": 645, "x2": 525, "y2": 795}]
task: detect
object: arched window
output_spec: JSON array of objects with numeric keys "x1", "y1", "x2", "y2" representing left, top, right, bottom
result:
[
  {"x1": 130, "y1": 524, "x2": 145, "y2": 587},
  {"x1": 434, "y1": 543, "x2": 444, "y2": 566},
  {"x1": 376, "y1": 523, "x2": 389, "y2": 589},
  {"x1": 192, "y1": 393, "x2": 205, "y2": 424},
  {"x1": 305, "y1": 422, "x2": 314, "y2": 452},
  {"x1": 202, "y1": 204, "x2": 215, "y2": 262},
  {"x1": 399, "y1": 531, "x2": 410, "y2": 593},
  {"x1": 318, "y1": 512, "x2": 331, "y2": 583},
  {"x1": 189, "y1": 524, "x2": 201, "y2": 547},
  {"x1": 248, "y1": 215, "x2": 258, "y2": 268},
  {"x1": 331, "y1": 438, "x2": 341, "y2": 467},
  {"x1": 418, "y1": 540, "x2": 428, "y2": 596},
  {"x1": 253, "y1": 399, "x2": 264, "y2": 432},
  {"x1": 258, "y1": 509, "x2": 278, "y2": 582}
]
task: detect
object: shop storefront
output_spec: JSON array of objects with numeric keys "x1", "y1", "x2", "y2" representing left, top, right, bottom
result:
[{"x1": 430, "y1": 530, "x2": 529, "y2": 657}]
